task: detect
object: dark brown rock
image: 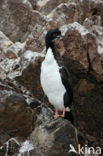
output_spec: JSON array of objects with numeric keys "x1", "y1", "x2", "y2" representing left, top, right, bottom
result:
[
  {"x1": 0, "y1": 130, "x2": 10, "y2": 146},
  {"x1": 30, "y1": 118, "x2": 78, "y2": 156},
  {"x1": 0, "y1": 93, "x2": 34, "y2": 140},
  {"x1": 63, "y1": 25, "x2": 89, "y2": 74},
  {"x1": 86, "y1": 33, "x2": 103, "y2": 82},
  {"x1": 63, "y1": 23, "x2": 103, "y2": 82},
  {"x1": 0, "y1": 138, "x2": 20, "y2": 156},
  {"x1": 73, "y1": 79, "x2": 103, "y2": 139},
  {"x1": 59, "y1": 23, "x2": 103, "y2": 145}
]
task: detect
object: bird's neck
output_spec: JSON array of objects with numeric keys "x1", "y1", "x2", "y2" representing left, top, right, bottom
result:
[{"x1": 46, "y1": 42, "x2": 57, "y2": 59}]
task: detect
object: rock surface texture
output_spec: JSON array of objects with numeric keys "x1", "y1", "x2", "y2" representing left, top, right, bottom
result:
[{"x1": 0, "y1": 0, "x2": 103, "y2": 155}]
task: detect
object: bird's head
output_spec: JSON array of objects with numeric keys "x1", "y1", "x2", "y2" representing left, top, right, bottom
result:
[{"x1": 45, "y1": 28, "x2": 62, "y2": 49}]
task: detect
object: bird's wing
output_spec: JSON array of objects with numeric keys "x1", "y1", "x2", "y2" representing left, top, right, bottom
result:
[{"x1": 59, "y1": 66, "x2": 73, "y2": 106}]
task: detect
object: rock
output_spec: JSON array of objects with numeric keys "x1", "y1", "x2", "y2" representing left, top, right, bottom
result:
[
  {"x1": 77, "y1": 79, "x2": 94, "y2": 94},
  {"x1": 0, "y1": 0, "x2": 48, "y2": 42},
  {"x1": 16, "y1": 54, "x2": 44, "y2": 99},
  {"x1": 0, "y1": 0, "x2": 103, "y2": 154},
  {"x1": 30, "y1": 118, "x2": 77, "y2": 156},
  {"x1": 0, "y1": 31, "x2": 12, "y2": 52},
  {"x1": 37, "y1": 0, "x2": 69, "y2": 15},
  {"x1": 48, "y1": 2, "x2": 77, "y2": 26},
  {"x1": 0, "y1": 138, "x2": 20, "y2": 156},
  {"x1": 62, "y1": 22, "x2": 89, "y2": 74},
  {"x1": 25, "y1": 13, "x2": 47, "y2": 52},
  {"x1": 30, "y1": 10, "x2": 47, "y2": 29},
  {"x1": 5, "y1": 42, "x2": 25, "y2": 59},
  {"x1": 62, "y1": 22, "x2": 103, "y2": 82},
  {"x1": 0, "y1": 0, "x2": 33, "y2": 42},
  {"x1": 89, "y1": 0, "x2": 103, "y2": 25},
  {"x1": 28, "y1": 0, "x2": 37, "y2": 9},
  {"x1": 0, "y1": 130, "x2": 10, "y2": 146},
  {"x1": 18, "y1": 140, "x2": 34, "y2": 156},
  {"x1": 0, "y1": 57, "x2": 20, "y2": 79},
  {"x1": 55, "y1": 39, "x2": 66, "y2": 57},
  {"x1": 30, "y1": 99, "x2": 41, "y2": 109},
  {"x1": 86, "y1": 33, "x2": 103, "y2": 82},
  {"x1": 0, "y1": 93, "x2": 34, "y2": 141},
  {"x1": 73, "y1": 78, "x2": 103, "y2": 140},
  {"x1": 0, "y1": 67, "x2": 7, "y2": 80},
  {"x1": 60, "y1": 22, "x2": 103, "y2": 142}
]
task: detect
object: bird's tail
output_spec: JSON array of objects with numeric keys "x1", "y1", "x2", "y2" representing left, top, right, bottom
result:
[{"x1": 65, "y1": 110, "x2": 74, "y2": 124}]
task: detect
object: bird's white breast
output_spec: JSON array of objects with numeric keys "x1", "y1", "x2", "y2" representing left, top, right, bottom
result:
[{"x1": 40, "y1": 48, "x2": 66, "y2": 111}]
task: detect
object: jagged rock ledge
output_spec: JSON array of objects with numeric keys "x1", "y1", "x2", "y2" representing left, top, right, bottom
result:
[{"x1": 0, "y1": 0, "x2": 103, "y2": 155}]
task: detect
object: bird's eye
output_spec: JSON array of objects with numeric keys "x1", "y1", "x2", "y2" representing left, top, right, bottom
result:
[{"x1": 52, "y1": 33, "x2": 56, "y2": 37}]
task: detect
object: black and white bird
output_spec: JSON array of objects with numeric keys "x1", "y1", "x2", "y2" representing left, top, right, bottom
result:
[{"x1": 40, "y1": 28, "x2": 74, "y2": 124}]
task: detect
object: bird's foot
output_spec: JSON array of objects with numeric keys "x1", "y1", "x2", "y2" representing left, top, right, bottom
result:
[
  {"x1": 54, "y1": 109, "x2": 59, "y2": 119},
  {"x1": 60, "y1": 114, "x2": 65, "y2": 118},
  {"x1": 54, "y1": 114, "x2": 59, "y2": 119}
]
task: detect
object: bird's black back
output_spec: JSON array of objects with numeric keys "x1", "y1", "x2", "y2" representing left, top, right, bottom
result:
[{"x1": 59, "y1": 66, "x2": 73, "y2": 108}]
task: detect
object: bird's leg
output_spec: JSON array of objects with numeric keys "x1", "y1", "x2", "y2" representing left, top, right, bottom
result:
[
  {"x1": 54, "y1": 109, "x2": 59, "y2": 119},
  {"x1": 60, "y1": 107, "x2": 66, "y2": 118}
]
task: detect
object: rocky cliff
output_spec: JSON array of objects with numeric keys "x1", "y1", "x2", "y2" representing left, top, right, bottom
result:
[{"x1": 0, "y1": 0, "x2": 103, "y2": 155}]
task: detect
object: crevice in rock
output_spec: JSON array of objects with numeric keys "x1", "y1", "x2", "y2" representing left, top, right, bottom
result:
[
  {"x1": 92, "y1": 8, "x2": 98, "y2": 16},
  {"x1": 86, "y1": 45, "x2": 93, "y2": 74}
]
